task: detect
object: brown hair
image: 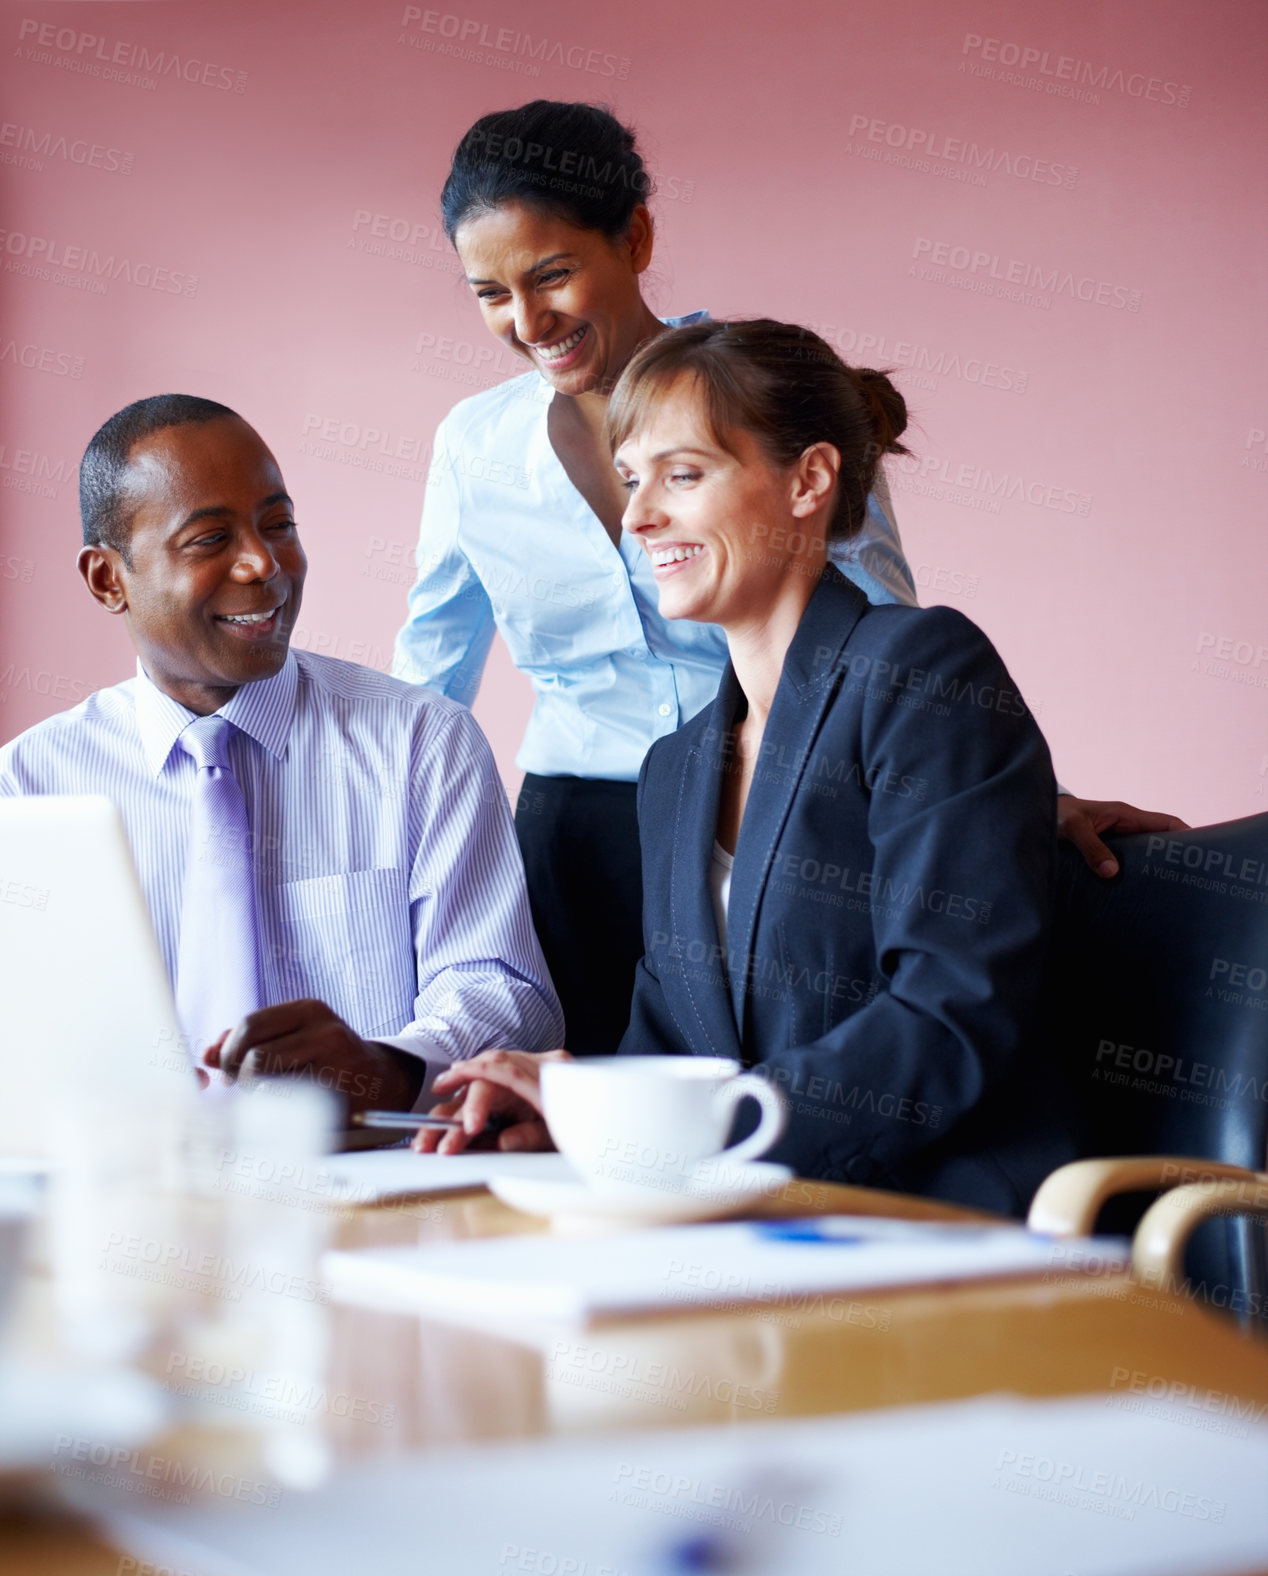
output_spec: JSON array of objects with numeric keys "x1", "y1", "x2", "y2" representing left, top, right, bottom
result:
[{"x1": 606, "y1": 318, "x2": 908, "y2": 541}]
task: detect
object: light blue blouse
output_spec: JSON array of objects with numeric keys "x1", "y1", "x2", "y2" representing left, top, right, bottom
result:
[{"x1": 393, "y1": 313, "x2": 917, "y2": 781}]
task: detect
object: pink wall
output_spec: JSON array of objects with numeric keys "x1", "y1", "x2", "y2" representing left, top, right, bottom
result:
[{"x1": 2, "y1": 0, "x2": 1265, "y2": 825}]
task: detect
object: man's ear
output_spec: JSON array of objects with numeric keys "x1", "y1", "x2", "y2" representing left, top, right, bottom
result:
[{"x1": 77, "y1": 544, "x2": 128, "y2": 614}]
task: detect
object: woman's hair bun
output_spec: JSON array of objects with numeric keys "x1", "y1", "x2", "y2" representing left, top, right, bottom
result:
[{"x1": 848, "y1": 367, "x2": 909, "y2": 456}]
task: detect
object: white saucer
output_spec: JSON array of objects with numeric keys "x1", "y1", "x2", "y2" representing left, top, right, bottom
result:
[{"x1": 488, "y1": 1157, "x2": 793, "y2": 1230}]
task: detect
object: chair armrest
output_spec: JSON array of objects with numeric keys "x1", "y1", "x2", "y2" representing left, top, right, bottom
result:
[
  {"x1": 1132, "y1": 1176, "x2": 1268, "y2": 1288},
  {"x1": 1027, "y1": 1156, "x2": 1263, "y2": 1237}
]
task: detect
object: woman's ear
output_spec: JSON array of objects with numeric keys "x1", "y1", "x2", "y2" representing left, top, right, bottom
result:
[
  {"x1": 790, "y1": 442, "x2": 840, "y2": 520},
  {"x1": 625, "y1": 204, "x2": 655, "y2": 274},
  {"x1": 78, "y1": 544, "x2": 128, "y2": 614}
]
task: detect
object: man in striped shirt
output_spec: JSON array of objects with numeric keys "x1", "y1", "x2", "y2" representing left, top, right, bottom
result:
[{"x1": 0, "y1": 395, "x2": 563, "y2": 1115}]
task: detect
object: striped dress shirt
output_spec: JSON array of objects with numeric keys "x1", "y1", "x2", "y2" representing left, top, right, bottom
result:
[{"x1": 0, "y1": 650, "x2": 564, "y2": 1094}]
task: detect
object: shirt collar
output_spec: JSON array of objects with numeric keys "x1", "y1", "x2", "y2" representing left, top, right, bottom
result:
[{"x1": 134, "y1": 651, "x2": 299, "y2": 776}]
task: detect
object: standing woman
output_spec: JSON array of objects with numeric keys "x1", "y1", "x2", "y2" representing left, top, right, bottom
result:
[
  {"x1": 394, "y1": 99, "x2": 1185, "y2": 1057},
  {"x1": 392, "y1": 101, "x2": 913, "y2": 1055}
]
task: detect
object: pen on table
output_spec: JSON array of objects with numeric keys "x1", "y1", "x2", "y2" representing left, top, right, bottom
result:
[
  {"x1": 351, "y1": 1110, "x2": 462, "y2": 1131},
  {"x1": 351, "y1": 1110, "x2": 514, "y2": 1135}
]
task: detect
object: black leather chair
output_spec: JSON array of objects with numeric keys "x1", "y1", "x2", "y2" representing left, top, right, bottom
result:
[{"x1": 1032, "y1": 813, "x2": 1268, "y2": 1327}]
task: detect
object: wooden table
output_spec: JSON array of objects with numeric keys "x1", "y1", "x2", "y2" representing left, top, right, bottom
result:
[{"x1": 6, "y1": 1177, "x2": 1268, "y2": 1573}]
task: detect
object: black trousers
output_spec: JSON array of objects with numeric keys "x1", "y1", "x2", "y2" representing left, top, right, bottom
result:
[{"x1": 514, "y1": 773, "x2": 643, "y2": 1058}]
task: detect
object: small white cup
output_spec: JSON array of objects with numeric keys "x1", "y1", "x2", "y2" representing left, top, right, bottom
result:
[{"x1": 540, "y1": 1056, "x2": 787, "y2": 1197}]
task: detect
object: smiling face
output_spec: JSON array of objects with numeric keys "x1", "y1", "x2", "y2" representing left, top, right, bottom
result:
[
  {"x1": 454, "y1": 200, "x2": 659, "y2": 397},
  {"x1": 614, "y1": 376, "x2": 834, "y2": 633},
  {"x1": 77, "y1": 416, "x2": 306, "y2": 715}
]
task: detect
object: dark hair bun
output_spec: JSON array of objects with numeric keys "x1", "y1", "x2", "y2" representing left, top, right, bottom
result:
[
  {"x1": 442, "y1": 100, "x2": 652, "y2": 241},
  {"x1": 849, "y1": 368, "x2": 908, "y2": 455}
]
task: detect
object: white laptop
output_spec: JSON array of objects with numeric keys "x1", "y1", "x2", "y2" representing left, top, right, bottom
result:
[{"x1": 0, "y1": 796, "x2": 196, "y2": 1167}]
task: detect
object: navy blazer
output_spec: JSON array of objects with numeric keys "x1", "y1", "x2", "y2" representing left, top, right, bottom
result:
[{"x1": 620, "y1": 567, "x2": 1075, "y2": 1215}]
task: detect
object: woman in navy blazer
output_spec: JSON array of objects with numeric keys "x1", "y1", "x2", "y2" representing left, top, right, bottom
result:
[{"x1": 419, "y1": 319, "x2": 1074, "y2": 1214}]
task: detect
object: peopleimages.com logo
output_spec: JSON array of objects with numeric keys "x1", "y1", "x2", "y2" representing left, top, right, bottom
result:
[
  {"x1": 959, "y1": 32, "x2": 1190, "y2": 107},
  {"x1": 0, "y1": 443, "x2": 76, "y2": 501},
  {"x1": 0, "y1": 121, "x2": 133, "y2": 174},
  {"x1": 0, "y1": 337, "x2": 83, "y2": 378},
  {"x1": 846, "y1": 114, "x2": 1077, "y2": 188},
  {"x1": 911, "y1": 238, "x2": 1142, "y2": 312},
  {"x1": 0, "y1": 229, "x2": 198, "y2": 296},
  {"x1": 398, "y1": 7, "x2": 630, "y2": 80},
  {"x1": 15, "y1": 17, "x2": 247, "y2": 92}
]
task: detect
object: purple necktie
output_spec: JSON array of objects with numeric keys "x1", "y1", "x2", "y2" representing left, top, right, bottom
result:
[{"x1": 175, "y1": 715, "x2": 262, "y2": 1064}]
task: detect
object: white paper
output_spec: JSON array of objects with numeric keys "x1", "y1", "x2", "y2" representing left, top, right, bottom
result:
[
  {"x1": 70, "y1": 1392, "x2": 1268, "y2": 1576},
  {"x1": 316, "y1": 1148, "x2": 577, "y2": 1204},
  {"x1": 322, "y1": 1215, "x2": 1126, "y2": 1324}
]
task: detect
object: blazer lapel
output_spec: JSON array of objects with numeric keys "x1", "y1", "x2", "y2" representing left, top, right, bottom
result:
[
  {"x1": 669, "y1": 665, "x2": 746, "y2": 1063},
  {"x1": 725, "y1": 569, "x2": 873, "y2": 1041}
]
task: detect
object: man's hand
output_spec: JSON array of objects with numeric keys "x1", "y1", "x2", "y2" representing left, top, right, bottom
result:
[
  {"x1": 1056, "y1": 795, "x2": 1190, "y2": 879},
  {"x1": 202, "y1": 998, "x2": 418, "y2": 1114},
  {"x1": 413, "y1": 1048, "x2": 571, "y2": 1155}
]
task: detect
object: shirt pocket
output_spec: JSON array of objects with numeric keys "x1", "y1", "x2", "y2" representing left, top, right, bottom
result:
[{"x1": 267, "y1": 867, "x2": 416, "y2": 1037}]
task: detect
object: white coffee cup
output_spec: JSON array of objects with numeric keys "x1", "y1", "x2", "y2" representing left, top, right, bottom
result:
[{"x1": 540, "y1": 1056, "x2": 787, "y2": 1197}]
